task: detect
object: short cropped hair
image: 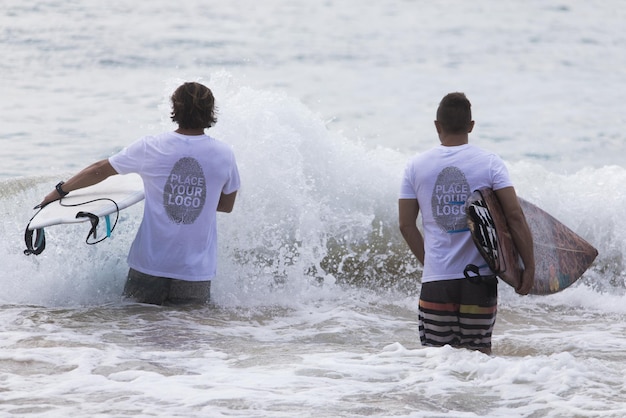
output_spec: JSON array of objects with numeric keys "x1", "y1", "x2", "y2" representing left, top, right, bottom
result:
[
  {"x1": 170, "y1": 82, "x2": 217, "y2": 129},
  {"x1": 436, "y1": 92, "x2": 472, "y2": 134}
]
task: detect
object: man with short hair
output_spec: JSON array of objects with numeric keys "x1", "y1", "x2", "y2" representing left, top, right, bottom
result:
[{"x1": 398, "y1": 92, "x2": 534, "y2": 354}]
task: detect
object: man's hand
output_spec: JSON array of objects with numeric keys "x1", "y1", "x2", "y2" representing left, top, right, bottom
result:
[
  {"x1": 37, "y1": 189, "x2": 63, "y2": 209},
  {"x1": 516, "y1": 267, "x2": 535, "y2": 295},
  {"x1": 495, "y1": 187, "x2": 536, "y2": 297}
]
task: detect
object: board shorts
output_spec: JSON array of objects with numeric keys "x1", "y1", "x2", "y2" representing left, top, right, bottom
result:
[
  {"x1": 123, "y1": 268, "x2": 211, "y2": 306},
  {"x1": 418, "y1": 276, "x2": 498, "y2": 352}
]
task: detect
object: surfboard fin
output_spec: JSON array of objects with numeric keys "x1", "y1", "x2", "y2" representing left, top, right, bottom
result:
[
  {"x1": 76, "y1": 211, "x2": 100, "y2": 240},
  {"x1": 75, "y1": 211, "x2": 117, "y2": 245}
]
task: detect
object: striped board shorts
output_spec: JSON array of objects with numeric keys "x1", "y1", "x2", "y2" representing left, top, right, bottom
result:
[{"x1": 418, "y1": 276, "x2": 498, "y2": 352}]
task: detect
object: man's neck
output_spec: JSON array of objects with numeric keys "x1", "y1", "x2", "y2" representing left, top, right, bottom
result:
[
  {"x1": 439, "y1": 134, "x2": 469, "y2": 147},
  {"x1": 175, "y1": 128, "x2": 205, "y2": 136}
]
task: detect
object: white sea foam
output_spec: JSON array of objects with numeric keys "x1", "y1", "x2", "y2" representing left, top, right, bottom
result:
[{"x1": 1, "y1": 0, "x2": 625, "y2": 416}]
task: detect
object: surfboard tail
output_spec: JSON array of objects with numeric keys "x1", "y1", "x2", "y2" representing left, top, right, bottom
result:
[{"x1": 24, "y1": 226, "x2": 46, "y2": 256}]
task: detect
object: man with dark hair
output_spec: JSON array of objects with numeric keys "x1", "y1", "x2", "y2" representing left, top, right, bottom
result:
[
  {"x1": 398, "y1": 92, "x2": 534, "y2": 354},
  {"x1": 39, "y1": 82, "x2": 240, "y2": 305},
  {"x1": 170, "y1": 82, "x2": 218, "y2": 129}
]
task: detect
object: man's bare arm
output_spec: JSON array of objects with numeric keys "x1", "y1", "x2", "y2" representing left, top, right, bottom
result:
[
  {"x1": 39, "y1": 159, "x2": 118, "y2": 207},
  {"x1": 398, "y1": 198, "x2": 425, "y2": 265},
  {"x1": 217, "y1": 191, "x2": 237, "y2": 213},
  {"x1": 495, "y1": 186, "x2": 535, "y2": 295}
]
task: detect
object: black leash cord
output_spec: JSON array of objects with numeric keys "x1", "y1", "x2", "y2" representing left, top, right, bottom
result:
[
  {"x1": 23, "y1": 197, "x2": 120, "y2": 256},
  {"x1": 24, "y1": 209, "x2": 46, "y2": 255}
]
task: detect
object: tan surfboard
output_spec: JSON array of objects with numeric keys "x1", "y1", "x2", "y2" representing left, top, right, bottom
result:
[{"x1": 465, "y1": 188, "x2": 598, "y2": 295}]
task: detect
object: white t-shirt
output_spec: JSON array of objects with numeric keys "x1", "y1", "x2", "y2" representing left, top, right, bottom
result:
[
  {"x1": 399, "y1": 143, "x2": 512, "y2": 283},
  {"x1": 109, "y1": 132, "x2": 240, "y2": 281}
]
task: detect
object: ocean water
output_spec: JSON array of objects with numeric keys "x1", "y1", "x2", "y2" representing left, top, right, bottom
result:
[{"x1": 1, "y1": 1, "x2": 625, "y2": 417}]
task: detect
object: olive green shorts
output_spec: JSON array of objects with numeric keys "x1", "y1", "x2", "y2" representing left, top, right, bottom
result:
[{"x1": 123, "y1": 268, "x2": 211, "y2": 306}]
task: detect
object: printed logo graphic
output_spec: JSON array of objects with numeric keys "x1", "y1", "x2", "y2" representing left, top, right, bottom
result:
[
  {"x1": 431, "y1": 166, "x2": 470, "y2": 233},
  {"x1": 163, "y1": 157, "x2": 207, "y2": 224}
]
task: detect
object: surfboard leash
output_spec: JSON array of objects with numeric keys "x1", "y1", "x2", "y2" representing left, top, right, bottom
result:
[
  {"x1": 24, "y1": 208, "x2": 46, "y2": 256},
  {"x1": 23, "y1": 197, "x2": 121, "y2": 256}
]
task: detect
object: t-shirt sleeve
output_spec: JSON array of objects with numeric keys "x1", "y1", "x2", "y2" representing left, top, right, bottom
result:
[
  {"x1": 222, "y1": 151, "x2": 241, "y2": 195},
  {"x1": 108, "y1": 138, "x2": 146, "y2": 175},
  {"x1": 399, "y1": 162, "x2": 417, "y2": 199},
  {"x1": 490, "y1": 154, "x2": 514, "y2": 191}
]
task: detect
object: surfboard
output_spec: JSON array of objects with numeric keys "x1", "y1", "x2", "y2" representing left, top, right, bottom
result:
[
  {"x1": 24, "y1": 174, "x2": 144, "y2": 255},
  {"x1": 465, "y1": 187, "x2": 598, "y2": 295}
]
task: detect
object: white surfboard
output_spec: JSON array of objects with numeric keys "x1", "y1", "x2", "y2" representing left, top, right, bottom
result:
[{"x1": 24, "y1": 174, "x2": 144, "y2": 255}]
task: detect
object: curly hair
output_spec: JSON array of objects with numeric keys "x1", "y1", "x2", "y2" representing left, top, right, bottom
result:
[
  {"x1": 170, "y1": 82, "x2": 217, "y2": 129},
  {"x1": 436, "y1": 92, "x2": 472, "y2": 134}
]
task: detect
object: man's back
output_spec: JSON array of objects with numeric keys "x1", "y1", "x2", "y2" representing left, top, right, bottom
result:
[
  {"x1": 400, "y1": 143, "x2": 512, "y2": 282},
  {"x1": 109, "y1": 131, "x2": 240, "y2": 281}
]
